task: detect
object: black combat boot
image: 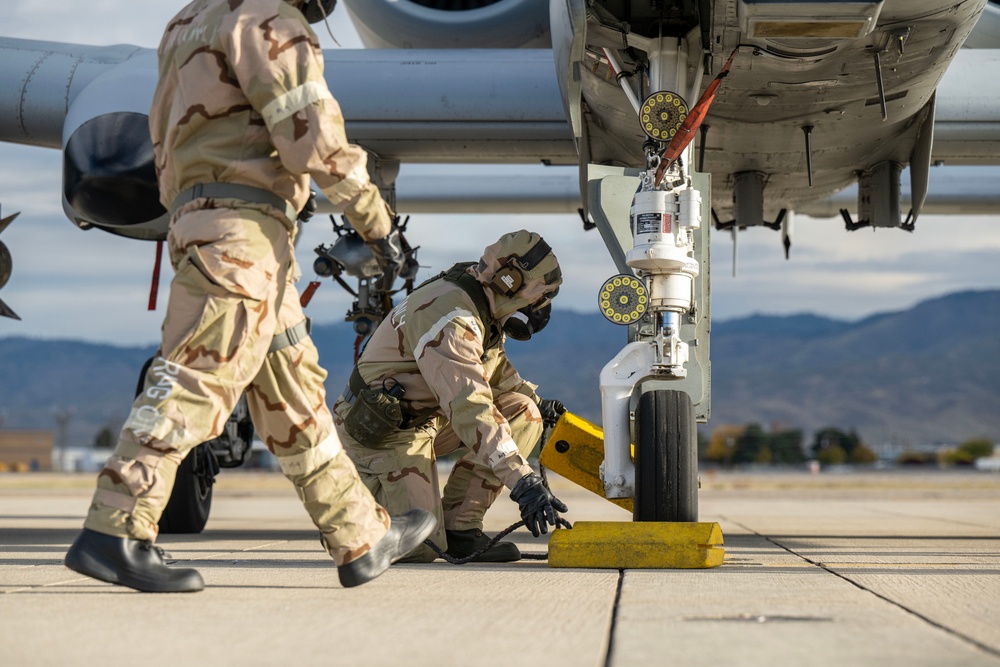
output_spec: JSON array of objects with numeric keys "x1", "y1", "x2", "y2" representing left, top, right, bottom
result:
[
  {"x1": 337, "y1": 509, "x2": 437, "y2": 588},
  {"x1": 445, "y1": 528, "x2": 521, "y2": 563},
  {"x1": 64, "y1": 528, "x2": 204, "y2": 593}
]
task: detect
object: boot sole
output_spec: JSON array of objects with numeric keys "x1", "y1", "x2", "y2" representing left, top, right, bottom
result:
[
  {"x1": 445, "y1": 545, "x2": 522, "y2": 563},
  {"x1": 391, "y1": 513, "x2": 438, "y2": 567},
  {"x1": 65, "y1": 547, "x2": 121, "y2": 586},
  {"x1": 65, "y1": 545, "x2": 204, "y2": 593},
  {"x1": 339, "y1": 512, "x2": 438, "y2": 587}
]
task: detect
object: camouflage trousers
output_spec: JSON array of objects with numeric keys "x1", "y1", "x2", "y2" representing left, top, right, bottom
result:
[
  {"x1": 84, "y1": 205, "x2": 389, "y2": 565},
  {"x1": 335, "y1": 390, "x2": 543, "y2": 562}
]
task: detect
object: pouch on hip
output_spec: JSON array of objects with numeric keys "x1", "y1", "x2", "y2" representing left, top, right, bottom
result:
[{"x1": 343, "y1": 385, "x2": 404, "y2": 447}]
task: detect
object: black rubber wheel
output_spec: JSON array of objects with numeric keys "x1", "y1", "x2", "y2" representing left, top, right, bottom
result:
[
  {"x1": 158, "y1": 445, "x2": 213, "y2": 534},
  {"x1": 133, "y1": 357, "x2": 214, "y2": 534},
  {"x1": 633, "y1": 389, "x2": 698, "y2": 522}
]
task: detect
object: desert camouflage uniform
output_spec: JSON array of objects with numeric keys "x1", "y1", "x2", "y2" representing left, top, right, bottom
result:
[
  {"x1": 334, "y1": 231, "x2": 562, "y2": 561},
  {"x1": 83, "y1": 0, "x2": 392, "y2": 565}
]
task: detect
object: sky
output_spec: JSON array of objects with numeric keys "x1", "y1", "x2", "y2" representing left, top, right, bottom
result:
[{"x1": 1, "y1": 1, "x2": 1000, "y2": 346}]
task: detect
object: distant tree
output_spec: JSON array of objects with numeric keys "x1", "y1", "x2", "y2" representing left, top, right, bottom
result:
[
  {"x1": 897, "y1": 450, "x2": 935, "y2": 466},
  {"x1": 940, "y1": 439, "x2": 995, "y2": 467},
  {"x1": 941, "y1": 447, "x2": 973, "y2": 466},
  {"x1": 704, "y1": 424, "x2": 744, "y2": 465},
  {"x1": 93, "y1": 427, "x2": 116, "y2": 450},
  {"x1": 817, "y1": 443, "x2": 847, "y2": 465},
  {"x1": 704, "y1": 425, "x2": 805, "y2": 466},
  {"x1": 733, "y1": 423, "x2": 768, "y2": 464},
  {"x1": 958, "y1": 438, "x2": 995, "y2": 460},
  {"x1": 849, "y1": 443, "x2": 877, "y2": 464},
  {"x1": 812, "y1": 427, "x2": 862, "y2": 458},
  {"x1": 769, "y1": 430, "x2": 806, "y2": 464},
  {"x1": 812, "y1": 426, "x2": 878, "y2": 465},
  {"x1": 697, "y1": 428, "x2": 709, "y2": 459}
]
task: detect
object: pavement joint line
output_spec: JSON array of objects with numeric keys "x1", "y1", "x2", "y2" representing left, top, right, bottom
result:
[
  {"x1": 602, "y1": 569, "x2": 624, "y2": 667},
  {"x1": 185, "y1": 540, "x2": 292, "y2": 561},
  {"x1": 726, "y1": 517, "x2": 1000, "y2": 661},
  {"x1": 4, "y1": 575, "x2": 90, "y2": 595},
  {"x1": 239, "y1": 540, "x2": 292, "y2": 552},
  {"x1": 865, "y1": 506, "x2": 1000, "y2": 532},
  {"x1": 726, "y1": 562, "x2": 988, "y2": 569}
]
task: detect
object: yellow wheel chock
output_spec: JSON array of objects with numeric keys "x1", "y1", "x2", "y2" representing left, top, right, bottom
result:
[{"x1": 541, "y1": 412, "x2": 724, "y2": 569}]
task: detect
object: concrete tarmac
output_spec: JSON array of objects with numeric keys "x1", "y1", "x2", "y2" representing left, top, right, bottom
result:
[{"x1": 2, "y1": 469, "x2": 999, "y2": 666}]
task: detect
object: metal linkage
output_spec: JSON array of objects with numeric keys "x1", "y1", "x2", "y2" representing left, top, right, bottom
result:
[{"x1": 421, "y1": 516, "x2": 574, "y2": 565}]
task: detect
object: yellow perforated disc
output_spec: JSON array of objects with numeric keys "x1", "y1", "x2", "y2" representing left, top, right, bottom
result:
[
  {"x1": 598, "y1": 274, "x2": 647, "y2": 325},
  {"x1": 640, "y1": 91, "x2": 688, "y2": 142}
]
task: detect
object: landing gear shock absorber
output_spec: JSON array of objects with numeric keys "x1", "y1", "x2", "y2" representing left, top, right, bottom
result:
[
  {"x1": 595, "y1": 35, "x2": 708, "y2": 521},
  {"x1": 627, "y1": 166, "x2": 701, "y2": 379}
]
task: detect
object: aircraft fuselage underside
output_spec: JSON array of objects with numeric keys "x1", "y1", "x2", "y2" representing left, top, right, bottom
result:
[{"x1": 581, "y1": 0, "x2": 986, "y2": 227}]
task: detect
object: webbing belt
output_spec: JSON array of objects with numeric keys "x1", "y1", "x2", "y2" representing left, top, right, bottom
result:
[
  {"x1": 343, "y1": 366, "x2": 368, "y2": 405},
  {"x1": 269, "y1": 318, "x2": 312, "y2": 354},
  {"x1": 171, "y1": 182, "x2": 297, "y2": 222}
]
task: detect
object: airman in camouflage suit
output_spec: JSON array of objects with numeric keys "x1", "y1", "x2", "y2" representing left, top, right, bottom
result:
[
  {"x1": 335, "y1": 230, "x2": 569, "y2": 562},
  {"x1": 64, "y1": 0, "x2": 434, "y2": 593}
]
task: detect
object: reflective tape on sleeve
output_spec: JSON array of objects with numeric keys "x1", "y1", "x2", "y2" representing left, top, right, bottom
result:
[
  {"x1": 261, "y1": 81, "x2": 333, "y2": 129},
  {"x1": 276, "y1": 431, "x2": 343, "y2": 477},
  {"x1": 413, "y1": 308, "x2": 481, "y2": 360},
  {"x1": 94, "y1": 488, "x2": 138, "y2": 514},
  {"x1": 488, "y1": 438, "x2": 519, "y2": 468}
]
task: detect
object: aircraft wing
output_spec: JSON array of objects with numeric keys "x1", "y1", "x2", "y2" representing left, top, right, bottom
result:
[
  {"x1": 0, "y1": 0, "x2": 998, "y2": 304},
  {"x1": 2, "y1": 1, "x2": 998, "y2": 223}
]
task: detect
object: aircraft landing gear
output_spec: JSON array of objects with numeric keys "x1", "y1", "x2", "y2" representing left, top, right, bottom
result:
[{"x1": 590, "y1": 34, "x2": 710, "y2": 522}]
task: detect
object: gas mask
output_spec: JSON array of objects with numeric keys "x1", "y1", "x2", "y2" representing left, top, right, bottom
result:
[
  {"x1": 503, "y1": 302, "x2": 551, "y2": 342},
  {"x1": 301, "y1": 0, "x2": 337, "y2": 24}
]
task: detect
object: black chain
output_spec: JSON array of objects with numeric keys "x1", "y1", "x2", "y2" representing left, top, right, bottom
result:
[
  {"x1": 422, "y1": 516, "x2": 573, "y2": 565},
  {"x1": 427, "y1": 424, "x2": 572, "y2": 565}
]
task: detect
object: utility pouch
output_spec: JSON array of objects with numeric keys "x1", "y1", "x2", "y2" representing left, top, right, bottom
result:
[{"x1": 343, "y1": 369, "x2": 405, "y2": 447}]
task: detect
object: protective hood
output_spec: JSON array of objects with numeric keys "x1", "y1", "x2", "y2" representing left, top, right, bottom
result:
[{"x1": 470, "y1": 229, "x2": 562, "y2": 320}]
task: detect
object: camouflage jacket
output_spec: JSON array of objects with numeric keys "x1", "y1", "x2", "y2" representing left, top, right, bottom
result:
[
  {"x1": 356, "y1": 272, "x2": 539, "y2": 489},
  {"x1": 149, "y1": 0, "x2": 390, "y2": 239}
]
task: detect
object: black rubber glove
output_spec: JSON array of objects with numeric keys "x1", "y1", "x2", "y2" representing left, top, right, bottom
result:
[
  {"x1": 297, "y1": 190, "x2": 317, "y2": 223},
  {"x1": 366, "y1": 228, "x2": 406, "y2": 291},
  {"x1": 538, "y1": 398, "x2": 566, "y2": 428},
  {"x1": 510, "y1": 473, "x2": 568, "y2": 537}
]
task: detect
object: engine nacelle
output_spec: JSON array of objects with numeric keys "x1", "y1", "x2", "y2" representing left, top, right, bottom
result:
[
  {"x1": 964, "y1": 1, "x2": 1000, "y2": 48},
  {"x1": 342, "y1": 0, "x2": 550, "y2": 48},
  {"x1": 63, "y1": 111, "x2": 165, "y2": 238},
  {"x1": 61, "y1": 51, "x2": 168, "y2": 241}
]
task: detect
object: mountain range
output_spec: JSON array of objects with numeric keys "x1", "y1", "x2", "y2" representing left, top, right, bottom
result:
[{"x1": 1, "y1": 289, "x2": 997, "y2": 449}]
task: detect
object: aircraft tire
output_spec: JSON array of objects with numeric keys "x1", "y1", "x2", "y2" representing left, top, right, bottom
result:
[
  {"x1": 158, "y1": 446, "x2": 213, "y2": 534},
  {"x1": 133, "y1": 357, "x2": 214, "y2": 534},
  {"x1": 633, "y1": 389, "x2": 698, "y2": 522}
]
